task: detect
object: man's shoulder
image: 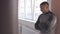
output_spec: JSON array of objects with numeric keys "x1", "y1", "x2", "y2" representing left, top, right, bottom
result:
[
  {"x1": 48, "y1": 11, "x2": 55, "y2": 16},
  {"x1": 49, "y1": 11, "x2": 54, "y2": 15}
]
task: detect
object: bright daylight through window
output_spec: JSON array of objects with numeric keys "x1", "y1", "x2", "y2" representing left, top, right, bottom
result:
[{"x1": 18, "y1": 0, "x2": 47, "y2": 22}]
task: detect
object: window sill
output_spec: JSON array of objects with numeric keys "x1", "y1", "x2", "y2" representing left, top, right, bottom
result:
[{"x1": 18, "y1": 18, "x2": 36, "y2": 23}]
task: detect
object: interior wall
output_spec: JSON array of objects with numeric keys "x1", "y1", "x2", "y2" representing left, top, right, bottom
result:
[
  {"x1": 0, "y1": 0, "x2": 18, "y2": 34},
  {"x1": 51, "y1": 0, "x2": 60, "y2": 34}
]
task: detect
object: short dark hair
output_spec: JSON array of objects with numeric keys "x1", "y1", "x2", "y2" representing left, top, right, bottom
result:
[{"x1": 40, "y1": 2, "x2": 49, "y2": 7}]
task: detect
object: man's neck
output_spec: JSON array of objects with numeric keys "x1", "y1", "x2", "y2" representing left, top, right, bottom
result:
[{"x1": 43, "y1": 11, "x2": 49, "y2": 14}]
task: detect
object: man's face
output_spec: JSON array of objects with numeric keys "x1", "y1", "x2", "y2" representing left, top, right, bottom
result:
[{"x1": 40, "y1": 4, "x2": 49, "y2": 13}]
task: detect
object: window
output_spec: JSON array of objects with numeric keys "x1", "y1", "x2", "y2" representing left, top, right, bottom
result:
[{"x1": 18, "y1": 0, "x2": 47, "y2": 22}]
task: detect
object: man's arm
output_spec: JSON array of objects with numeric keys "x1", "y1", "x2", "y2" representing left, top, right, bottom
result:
[
  {"x1": 35, "y1": 16, "x2": 40, "y2": 30},
  {"x1": 49, "y1": 15, "x2": 57, "y2": 34}
]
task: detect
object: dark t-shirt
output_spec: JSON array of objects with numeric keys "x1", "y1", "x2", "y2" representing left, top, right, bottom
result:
[{"x1": 35, "y1": 11, "x2": 54, "y2": 32}]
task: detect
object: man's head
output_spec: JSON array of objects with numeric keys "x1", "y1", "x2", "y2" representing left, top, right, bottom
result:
[{"x1": 40, "y1": 2, "x2": 49, "y2": 13}]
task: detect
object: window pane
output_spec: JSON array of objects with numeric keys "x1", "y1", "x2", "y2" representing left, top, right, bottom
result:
[
  {"x1": 25, "y1": 0, "x2": 32, "y2": 20},
  {"x1": 18, "y1": 0, "x2": 25, "y2": 19}
]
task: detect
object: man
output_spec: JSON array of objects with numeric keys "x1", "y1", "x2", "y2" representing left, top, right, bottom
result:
[{"x1": 35, "y1": 2, "x2": 56, "y2": 34}]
